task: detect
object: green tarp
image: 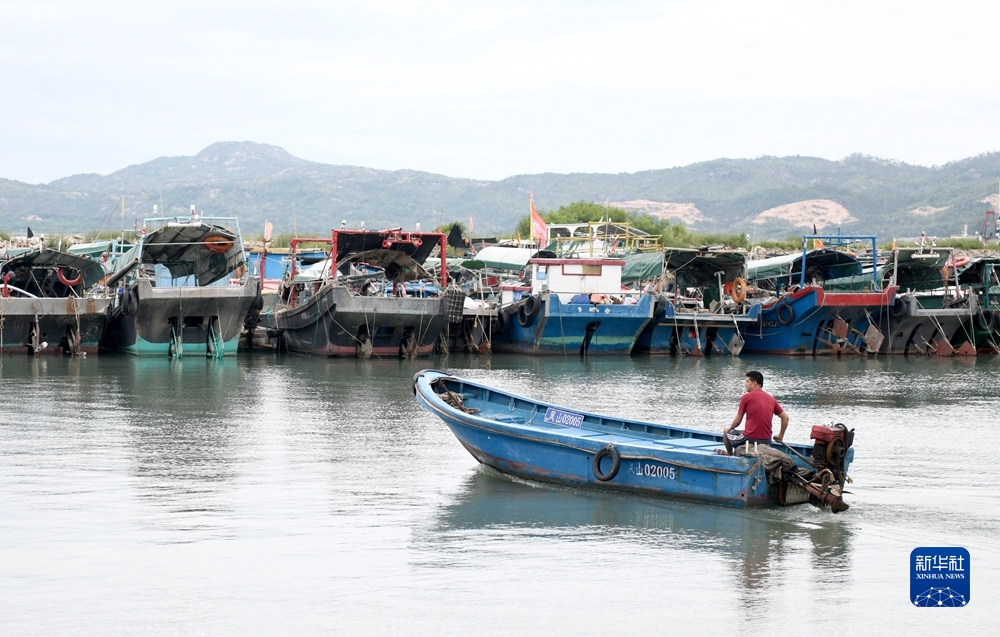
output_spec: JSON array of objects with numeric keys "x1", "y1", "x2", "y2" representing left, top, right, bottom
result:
[{"x1": 622, "y1": 249, "x2": 747, "y2": 288}]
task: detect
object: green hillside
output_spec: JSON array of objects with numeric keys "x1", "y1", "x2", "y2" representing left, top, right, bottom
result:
[{"x1": 1, "y1": 141, "x2": 997, "y2": 241}]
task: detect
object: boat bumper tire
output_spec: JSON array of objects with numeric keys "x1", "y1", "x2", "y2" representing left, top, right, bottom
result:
[
  {"x1": 775, "y1": 301, "x2": 795, "y2": 326},
  {"x1": 517, "y1": 296, "x2": 541, "y2": 328},
  {"x1": 592, "y1": 444, "x2": 621, "y2": 481}
]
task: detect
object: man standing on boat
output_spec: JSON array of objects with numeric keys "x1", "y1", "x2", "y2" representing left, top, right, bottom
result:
[{"x1": 721, "y1": 370, "x2": 788, "y2": 456}]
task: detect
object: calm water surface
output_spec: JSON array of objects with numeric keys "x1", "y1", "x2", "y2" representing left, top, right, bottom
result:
[{"x1": 1, "y1": 353, "x2": 996, "y2": 635}]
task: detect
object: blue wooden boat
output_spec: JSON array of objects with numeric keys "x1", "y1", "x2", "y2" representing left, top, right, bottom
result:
[
  {"x1": 742, "y1": 236, "x2": 896, "y2": 355},
  {"x1": 493, "y1": 258, "x2": 655, "y2": 356},
  {"x1": 414, "y1": 369, "x2": 854, "y2": 511},
  {"x1": 625, "y1": 249, "x2": 762, "y2": 356}
]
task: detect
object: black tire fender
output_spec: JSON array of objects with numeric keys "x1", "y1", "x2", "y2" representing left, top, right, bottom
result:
[
  {"x1": 974, "y1": 310, "x2": 993, "y2": 332},
  {"x1": 517, "y1": 295, "x2": 541, "y2": 328},
  {"x1": 497, "y1": 309, "x2": 511, "y2": 333},
  {"x1": 775, "y1": 301, "x2": 795, "y2": 326},
  {"x1": 592, "y1": 444, "x2": 621, "y2": 481},
  {"x1": 889, "y1": 297, "x2": 907, "y2": 319}
]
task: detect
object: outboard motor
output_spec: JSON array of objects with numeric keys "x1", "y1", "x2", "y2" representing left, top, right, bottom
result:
[
  {"x1": 810, "y1": 423, "x2": 854, "y2": 484},
  {"x1": 777, "y1": 423, "x2": 855, "y2": 512}
]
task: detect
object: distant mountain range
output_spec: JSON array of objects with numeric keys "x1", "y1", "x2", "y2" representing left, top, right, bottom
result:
[{"x1": 2, "y1": 141, "x2": 998, "y2": 241}]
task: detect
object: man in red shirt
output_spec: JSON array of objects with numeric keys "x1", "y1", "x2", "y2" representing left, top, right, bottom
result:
[{"x1": 721, "y1": 370, "x2": 789, "y2": 455}]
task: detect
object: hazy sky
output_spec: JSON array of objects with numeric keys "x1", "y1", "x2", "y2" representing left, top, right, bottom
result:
[{"x1": 2, "y1": 1, "x2": 997, "y2": 184}]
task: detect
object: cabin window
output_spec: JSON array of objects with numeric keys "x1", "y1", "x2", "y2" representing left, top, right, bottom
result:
[{"x1": 563, "y1": 263, "x2": 602, "y2": 276}]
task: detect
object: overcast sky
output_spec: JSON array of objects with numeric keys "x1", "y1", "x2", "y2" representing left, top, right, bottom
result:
[{"x1": 2, "y1": 1, "x2": 997, "y2": 184}]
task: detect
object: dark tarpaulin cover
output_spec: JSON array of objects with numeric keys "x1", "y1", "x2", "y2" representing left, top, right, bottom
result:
[
  {"x1": 142, "y1": 222, "x2": 242, "y2": 286},
  {"x1": 2, "y1": 248, "x2": 107, "y2": 289}
]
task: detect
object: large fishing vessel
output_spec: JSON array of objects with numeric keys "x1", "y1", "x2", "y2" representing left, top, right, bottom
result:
[
  {"x1": 266, "y1": 228, "x2": 453, "y2": 358},
  {"x1": 100, "y1": 210, "x2": 260, "y2": 357}
]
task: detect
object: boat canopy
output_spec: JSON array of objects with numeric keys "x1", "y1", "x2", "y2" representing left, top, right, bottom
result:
[
  {"x1": 333, "y1": 229, "x2": 440, "y2": 267},
  {"x1": 621, "y1": 249, "x2": 747, "y2": 288},
  {"x1": 139, "y1": 220, "x2": 243, "y2": 286},
  {"x1": 823, "y1": 248, "x2": 949, "y2": 292},
  {"x1": 747, "y1": 249, "x2": 863, "y2": 285},
  {"x1": 67, "y1": 239, "x2": 115, "y2": 259},
  {"x1": 956, "y1": 256, "x2": 1000, "y2": 288},
  {"x1": 1, "y1": 248, "x2": 108, "y2": 289},
  {"x1": 473, "y1": 245, "x2": 556, "y2": 271}
]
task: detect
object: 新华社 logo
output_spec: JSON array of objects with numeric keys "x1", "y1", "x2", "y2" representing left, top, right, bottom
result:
[{"x1": 910, "y1": 547, "x2": 970, "y2": 607}]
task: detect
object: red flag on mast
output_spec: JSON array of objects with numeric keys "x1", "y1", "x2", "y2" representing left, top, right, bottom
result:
[{"x1": 530, "y1": 195, "x2": 547, "y2": 246}]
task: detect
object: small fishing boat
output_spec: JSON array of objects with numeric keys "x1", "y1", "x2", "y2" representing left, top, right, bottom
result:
[
  {"x1": 0, "y1": 248, "x2": 113, "y2": 355},
  {"x1": 414, "y1": 370, "x2": 853, "y2": 511}
]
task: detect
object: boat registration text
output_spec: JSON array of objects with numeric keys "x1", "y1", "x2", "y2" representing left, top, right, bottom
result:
[
  {"x1": 543, "y1": 407, "x2": 584, "y2": 428},
  {"x1": 635, "y1": 462, "x2": 677, "y2": 480}
]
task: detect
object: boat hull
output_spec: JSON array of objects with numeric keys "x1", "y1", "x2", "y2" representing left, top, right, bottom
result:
[
  {"x1": 741, "y1": 286, "x2": 896, "y2": 355},
  {"x1": 413, "y1": 370, "x2": 845, "y2": 508},
  {"x1": 872, "y1": 295, "x2": 975, "y2": 355},
  {"x1": 634, "y1": 301, "x2": 760, "y2": 356},
  {"x1": 101, "y1": 279, "x2": 258, "y2": 356},
  {"x1": 494, "y1": 293, "x2": 654, "y2": 356},
  {"x1": 274, "y1": 284, "x2": 448, "y2": 357},
  {"x1": 0, "y1": 296, "x2": 111, "y2": 354}
]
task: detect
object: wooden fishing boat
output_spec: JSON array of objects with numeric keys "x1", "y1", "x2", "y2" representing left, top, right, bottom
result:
[
  {"x1": 625, "y1": 248, "x2": 762, "y2": 357},
  {"x1": 414, "y1": 369, "x2": 854, "y2": 511},
  {"x1": 743, "y1": 236, "x2": 896, "y2": 356},
  {"x1": 492, "y1": 257, "x2": 655, "y2": 356}
]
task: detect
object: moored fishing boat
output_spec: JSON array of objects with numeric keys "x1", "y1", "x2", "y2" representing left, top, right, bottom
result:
[
  {"x1": 742, "y1": 236, "x2": 896, "y2": 356},
  {"x1": 414, "y1": 370, "x2": 853, "y2": 511},
  {"x1": 492, "y1": 257, "x2": 655, "y2": 356},
  {"x1": 0, "y1": 248, "x2": 112, "y2": 355},
  {"x1": 266, "y1": 228, "x2": 452, "y2": 358},
  {"x1": 627, "y1": 248, "x2": 762, "y2": 356},
  {"x1": 950, "y1": 255, "x2": 1000, "y2": 354},
  {"x1": 826, "y1": 247, "x2": 978, "y2": 356},
  {"x1": 100, "y1": 210, "x2": 260, "y2": 357}
]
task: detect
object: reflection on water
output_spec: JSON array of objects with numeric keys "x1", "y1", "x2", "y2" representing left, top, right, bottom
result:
[{"x1": 426, "y1": 466, "x2": 852, "y2": 609}]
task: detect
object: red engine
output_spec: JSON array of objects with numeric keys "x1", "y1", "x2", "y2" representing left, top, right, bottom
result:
[{"x1": 810, "y1": 423, "x2": 854, "y2": 473}]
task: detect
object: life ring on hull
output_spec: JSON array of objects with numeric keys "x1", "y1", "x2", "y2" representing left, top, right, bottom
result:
[
  {"x1": 775, "y1": 301, "x2": 795, "y2": 326},
  {"x1": 945, "y1": 255, "x2": 970, "y2": 270},
  {"x1": 57, "y1": 267, "x2": 83, "y2": 287},
  {"x1": 592, "y1": 445, "x2": 621, "y2": 481},
  {"x1": 204, "y1": 235, "x2": 234, "y2": 253},
  {"x1": 731, "y1": 277, "x2": 747, "y2": 304},
  {"x1": 517, "y1": 295, "x2": 541, "y2": 328}
]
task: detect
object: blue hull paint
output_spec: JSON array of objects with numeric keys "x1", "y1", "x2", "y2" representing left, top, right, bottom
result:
[
  {"x1": 634, "y1": 302, "x2": 761, "y2": 356},
  {"x1": 495, "y1": 293, "x2": 654, "y2": 355},
  {"x1": 741, "y1": 286, "x2": 895, "y2": 355},
  {"x1": 414, "y1": 371, "x2": 847, "y2": 508}
]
